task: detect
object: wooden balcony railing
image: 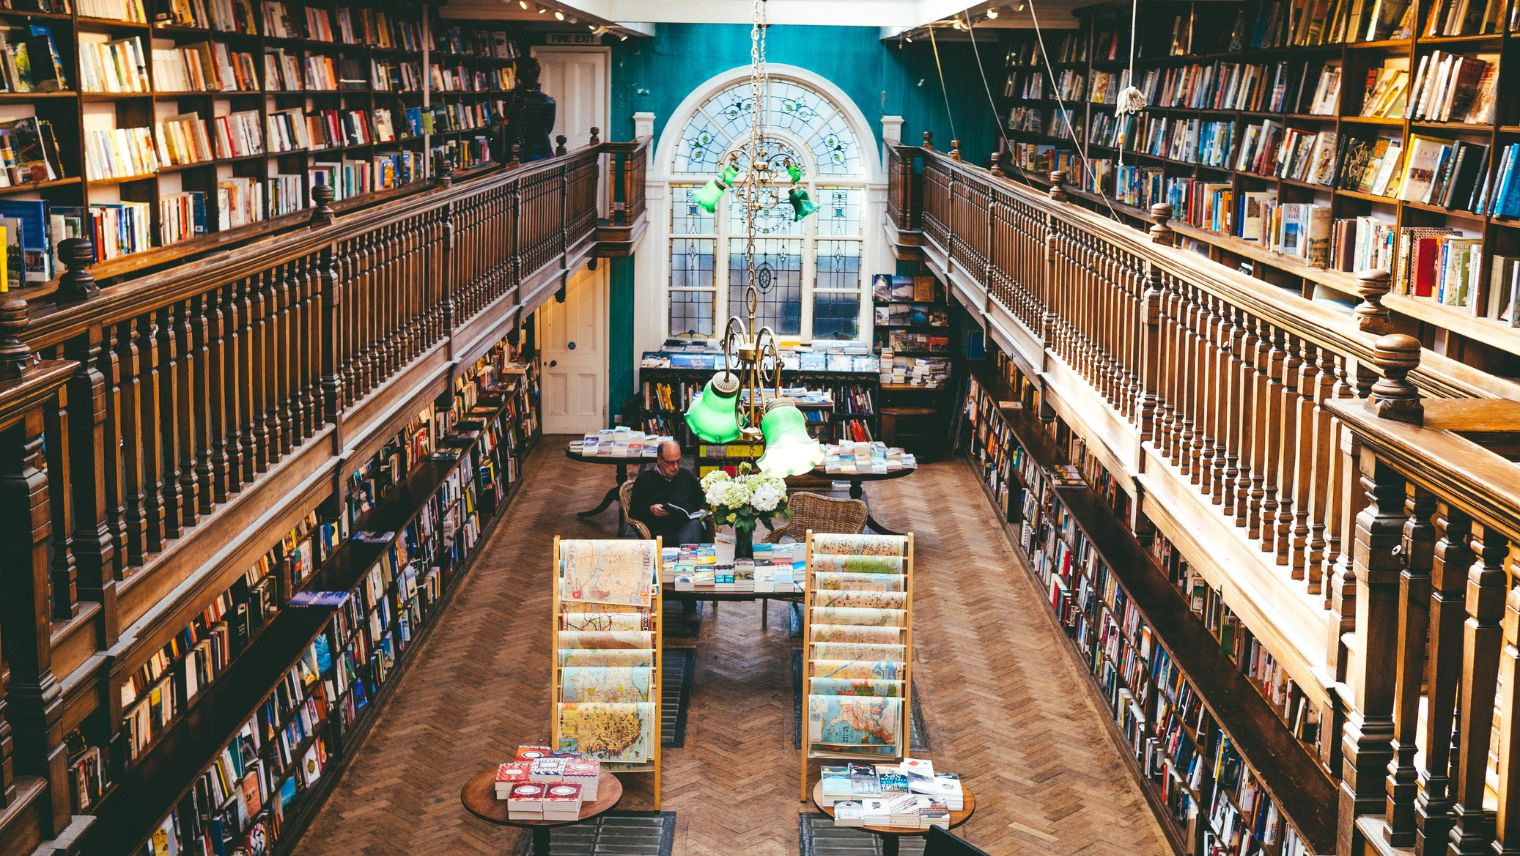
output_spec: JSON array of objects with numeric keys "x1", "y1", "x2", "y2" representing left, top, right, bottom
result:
[
  {"x1": 885, "y1": 143, "x2": 1520, "y2": 856},
  {"x1": 0, "y1": 134, "x2": 647, "y2": 853}
]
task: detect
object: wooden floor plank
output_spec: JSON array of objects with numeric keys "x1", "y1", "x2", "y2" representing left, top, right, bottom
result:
[{"x1": 294, "y1": 439, "x2": 1171, "y2": 855}]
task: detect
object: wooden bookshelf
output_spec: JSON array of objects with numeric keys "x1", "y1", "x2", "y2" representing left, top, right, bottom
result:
[
  {"x1": 0, "y1": 0, "x2": 520, "y2": 285},
  {"x1": 995, "y1": 0, "x2": 1520, "y2": 379},
  {"x1": 959, "y1": 356, "x2": 1336, "y2": 856},
  {"x1": 70, "y1": 336, "x2": 541, "y2": 855}
]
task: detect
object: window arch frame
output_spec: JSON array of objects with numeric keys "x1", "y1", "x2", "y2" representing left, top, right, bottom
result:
[{"x1": 654, "y1": 65, "x2": 883, "y2": 346}]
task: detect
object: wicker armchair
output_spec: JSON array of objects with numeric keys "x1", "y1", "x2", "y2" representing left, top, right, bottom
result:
[
  {"x1": 765, "y1": 492, "x2": 868, "y2": 542},
  {"x1": 619, "y1": 479, "x2": 651, "y2": 539}
]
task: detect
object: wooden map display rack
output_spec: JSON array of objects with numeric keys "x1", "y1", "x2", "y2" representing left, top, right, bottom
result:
[
  {"x1": 550, "y1": 536, "x2": 663, "y2": 807},
  {"x1": 799, "y1": 532, "x2": 915, "y2": 800}
]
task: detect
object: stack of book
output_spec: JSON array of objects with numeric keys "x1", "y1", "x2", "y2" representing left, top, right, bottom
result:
[
  {"x1": 662, "y1": 542, "x2": 804, "y2": 592},
  {"x1": 570, "y1": 428, "x2": 673, "y2": 458},
  {"x1": 824, "y1": 757, "x2": 963, "y2": 829},
  {"x1": 821, "y1": 441, "x2": 916, "y2": 475},
  {"x1": 496, "y1": 747, "x2": 600, "y2": 804}
]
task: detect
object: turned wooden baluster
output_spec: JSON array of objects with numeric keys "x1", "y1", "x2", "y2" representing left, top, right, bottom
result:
[
  {"x1": 337, "y1": 240, "x2": 358, "y2": 407},
  {"x1": 1416, "y1": 505, "x2": 1475, "y2": 855},
  {"x1": 1385, "y1": 485, "x2": 1436, "y2": 845},
  {"x1": 1494, "y1": 540, "x2": 1520, "y2": 856},
  {"x1": 1135, "y1": 262, "x2": 1163, "y2": 444},
  {"x1": 137, "y1": 314, "x2": 166, "y2": 551},
  {"x1": 189, "y1": 294, "x2": 215, "y2": 515},
  {"x1": 1153, "y1": 275, "x2": 1178, "y2": 460},
  {"x1": 1222, "y1": 305, "x2": 1249, "y2": 520},
  {"x1": 206, "y1": 287, "x2": 231, "y2": 503},
  {"x1": 317, "y1": 238, "x2": 342, "y2": 437},
  {"x1": 1177, "y1": 285, "x2": 1202, "y2": 479},
  {"x1": 172, "y1": 299, "x2": 200, "y2": 526},
  {"x1": 1336, "y1": 450, "x2": 1405, "y2": 853},
  {"x1": 1193, "y1": 293, "x2": 1220, "y2": 489},
  {"x1": 1246, "y1": 319, "x2": 1273, "y2": 539},
  {"x1": 1257, "y1": 327, "x2": 1288, "y2": 553},
  {"x1": 114, "y1": 320, "x2": 146, "y2": 566},
  {"x1": 1289, "y1": 340, "x2": 1321, "y2": 584},
  {"x1": 232, "y1": 280, "x2": 256, "y2": 484},
  {"x1": 1207, "y1": 297, "x2": 1234, "y2": 506},
  {"x1": 1449, "y1": 524, "x2": 1507, "y2": 855},
  {"x1": 273, "y1": 260, "x2": 297, "y2": 447},
  {"x1": 1274, "y1": 332, "x2": 1304, "y2": 567},
  {"x1": 96, "y1": 322, "x2": 126, "y2": 580}
]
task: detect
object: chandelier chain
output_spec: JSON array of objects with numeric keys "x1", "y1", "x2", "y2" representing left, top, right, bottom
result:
[{"x1": 744, "y1": 0, "x2": 768, "y2": 316}]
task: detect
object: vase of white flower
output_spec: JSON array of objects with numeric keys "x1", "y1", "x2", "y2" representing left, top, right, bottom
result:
[{"x1": 700, "y1": 463, "x2": 791, "y2": 559}]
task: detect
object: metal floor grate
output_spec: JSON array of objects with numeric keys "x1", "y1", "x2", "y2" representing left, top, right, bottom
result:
[
  {"x1": 799, "y1": 812, "x2": 927, "y2": 856},
  {"x1": 515, "y1": 811, "x2": 677, "y2": 856},
  {"x1": 662, "y1": 648, "x2": 695, "y2": 748},
  {"x1": 791, "y1": 650, "x2": 929, "y2": 752}
]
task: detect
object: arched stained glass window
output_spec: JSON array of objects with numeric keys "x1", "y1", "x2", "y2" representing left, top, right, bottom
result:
[{"x1": 667, "y1": 76, "x2": 868, "y2": 342}]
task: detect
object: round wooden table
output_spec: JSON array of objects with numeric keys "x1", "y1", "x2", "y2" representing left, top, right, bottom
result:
[
  {"x1": 461, "y1": 768, "x2": 624, "y2": 855},
  {"x1": 564, "y1": 447, "x2": 654, "y2": 519},
  {"x1": 810, "y1": 779, "x2": 976, "y2": 856},
  {"x1": 809, "y1": 466, "x2": 918, "y2": 535}
]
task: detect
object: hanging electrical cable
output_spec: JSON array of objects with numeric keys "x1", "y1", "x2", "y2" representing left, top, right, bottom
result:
[
  {"x1": 926, "y1": 27, "x2": 959, "y2": 148},
  {"x1": 1113, "y1": 0, "x2": 1147, "y2": 170}
]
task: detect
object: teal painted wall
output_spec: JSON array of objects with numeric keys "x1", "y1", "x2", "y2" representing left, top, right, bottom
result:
[
  {"x1": 608, "y1": 255, "x2": 636, "y2": 422},
  {"x1": 609, "y1": 24, "x2": 998, "y2": 160},
  {"x1": 604, "y1": 25, "x2": 997, "y2": 422}
]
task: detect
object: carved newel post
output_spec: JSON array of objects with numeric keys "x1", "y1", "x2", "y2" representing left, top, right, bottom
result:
[
  {"x1": 1040, "y1": 170, "x2": 1063, "y2": 203},
  {"x1": 949, "y1": 139, "x2": 961, "y2": 161},
  {"x1": 309, "y1": 182, "x2": 335, "y2": 227},
  {"x1": 1369, "y1": 334, "x2": 1423, "y2": 426},
  {"x1": 589, "y1": 127, "x2": 601, "y2": 146},
  {"x1": 54, "y1": 238, "x2": 99, "y2": 303},
  {"x1": 436, "y1": 150, "x2": 455, "y2": 187},
  {"x1": 921, "y1": 131, "x2": 933, "y2": 150},
  {"x1": 555, "y1": 134, "x2": 567, "y2": 156},
  {"x1": 989, "y1": 150, "x2": 1004, "y2": 177},
  {"x1": 1354, "y1": 269, "x2": 1393, "y2": 334},
  {"x1": 1149, "y1": 203, "x2": 1175, "y2": 246},
  {"x1": 0, "y1": 293, "x2": 34, "y2": 380}
]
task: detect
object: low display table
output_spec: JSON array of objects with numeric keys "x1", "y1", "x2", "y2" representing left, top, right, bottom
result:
[
  {"x1": 564, "y1": 446, "x2": 654, "y2": 518},
  {"x1": 661, "y1": 534, "x2": 800, "y2": 629},
  {"x1": 809, "y1": 779, "x2": 976, "y2": 856},
  {"x1": 810, "y1": 467, "x2": 917, "y2": 535},
  {"x1": 461, "y1": 768, "x2": 624, "y2": 855}
]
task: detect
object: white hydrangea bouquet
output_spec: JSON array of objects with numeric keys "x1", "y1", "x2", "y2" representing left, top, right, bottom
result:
[{"x1": 700, "y1": 463, "x2": 791, "y2": 556}]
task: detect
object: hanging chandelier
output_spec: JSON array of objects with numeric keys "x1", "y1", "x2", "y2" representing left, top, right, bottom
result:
[{"x1": 683, "y1": 0, "x2": 824, "y2": 478}]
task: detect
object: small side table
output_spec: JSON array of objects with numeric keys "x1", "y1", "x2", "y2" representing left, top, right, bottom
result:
[
  {"x1": 462, "y1": 769, "x2": 624, "y2": 855},
  {"x1": 810, "y1": 779, "x2": 976, "y2": 856}
]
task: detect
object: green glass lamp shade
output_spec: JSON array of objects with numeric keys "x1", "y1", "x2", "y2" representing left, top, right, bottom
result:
[
  {"x1": 693, "y1": 165, "x2": 739, "y2": 213},
  {"x1": 788, "y1": 186, "x2": 819, "y2": 221},
  {"x1": 757, "y1": 399, "x2": 825, "y2": 477},
  {"x1": 787, "y1": 162, "x2": 803, "y2": 184},
  {"x1": 684, "y1": 371, "x2": 743, "y2": 443}
]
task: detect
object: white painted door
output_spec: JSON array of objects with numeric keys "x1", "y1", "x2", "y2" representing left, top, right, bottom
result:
[
  {"x1": 531, "y1": 46, "x2": 610, "y2": 151},
  {"x1": 539, "y1": 266, "x2": 609, "y2": 434}
]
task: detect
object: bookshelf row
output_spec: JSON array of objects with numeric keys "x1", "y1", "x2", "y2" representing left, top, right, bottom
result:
[
  {"x1": 961, "y1": 347, "x2": 1331, "y2": 856},
  {"x1": 638, "y1": 361, "x2": 882, "y2": 453},
  {"x1": 0, "y1": 0, "x2": 526, "y2": 288},
  {"x1": 62, "y1": 332, "x2": 540, "y2": 855},
  {"x1": 993, "y1": 0, "x2": 1520, "y2": 377}
]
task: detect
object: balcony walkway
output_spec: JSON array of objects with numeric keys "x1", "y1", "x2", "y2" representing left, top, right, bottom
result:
[{"x1": 294, "y1": 439, "x2": 1171, "y2": 856}]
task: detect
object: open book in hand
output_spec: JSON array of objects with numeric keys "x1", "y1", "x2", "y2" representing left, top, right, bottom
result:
[{"x1": 662, "y1": 503, "x2": 708, "y2": 520}]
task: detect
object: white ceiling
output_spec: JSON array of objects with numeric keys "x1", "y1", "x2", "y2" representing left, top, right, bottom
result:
[{"x1": 440, "y1": 0, "x2": 1083, "y2": 31}]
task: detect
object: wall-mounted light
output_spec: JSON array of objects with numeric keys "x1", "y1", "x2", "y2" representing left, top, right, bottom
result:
[
  {"x1": 985, "y1": 5, "x2": 999, "y2": 18},
  {"x1": 568, "y1": 16, "x2": 577, "y2": 23},
  {"x1": 904, "y1": 32, "x2": 913, "y2": 42},
  {"x1": 619, "y1": 33, "x2": 629, "y2": 41},
  {"x1": 518, "y1": 0, "x2": 528, "y2": 8},
  {"x1": 554, "y1": 9, "x2": 564, "y2": 19},
  {"x1": 537, "y1": 5, "x2": 547, "y2": 12}
]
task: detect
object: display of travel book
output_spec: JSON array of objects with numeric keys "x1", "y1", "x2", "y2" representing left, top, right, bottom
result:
[
  {"x1": 549, "y1": 537, "x2": 663, "y2": 806},
  {"x1": 799, "y1": 532, "x2": 915, "y2": 800}
]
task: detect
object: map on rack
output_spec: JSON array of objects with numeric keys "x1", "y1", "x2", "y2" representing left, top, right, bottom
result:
[
  {"x1": 561, "y1": 666, "x2": 653, "y2": 703},
  {"x1": 557, "y1": 701, "x2": 655, "y2": 763},
  {"x1": 560, "y1": 540, "x2": 657, "y2": 608},
  {"x1": 808, "y1": 694, "x2": 902, "y2": 754}
]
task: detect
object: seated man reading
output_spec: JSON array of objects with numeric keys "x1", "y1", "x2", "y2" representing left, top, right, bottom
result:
[{"x1": 629, "y1": 440, "x2": 707, "y2": 545}]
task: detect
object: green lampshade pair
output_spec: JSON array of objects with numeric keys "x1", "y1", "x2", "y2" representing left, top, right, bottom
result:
[
  {"x1": 683, "y1": 374, "x2": 824, "y2": 477},
  {"x1": 784, "y1": 160, "x2": 817, "y2": 221}
]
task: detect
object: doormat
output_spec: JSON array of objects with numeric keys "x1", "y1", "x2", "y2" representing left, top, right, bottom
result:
[
  {"x1": 662, "y1": 648, "x2": 695, "y2": 748},
  {"x1": 792, "y1": 650, "x2": 929, "y2": 751},
  {"x1": 515, "y1": 811, "x2": 676, "y2": 856},
  {"x1": 799, "y1": 812, "x2": 927, "y2": 856}
]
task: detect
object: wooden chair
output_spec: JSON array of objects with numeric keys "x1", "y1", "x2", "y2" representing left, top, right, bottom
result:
[
  {"x1": 765, "y1": 492, "x2": 867, "y2": 542},
  {"x1": 619, "y1": 479, "x2": 651, "y2": 539}
]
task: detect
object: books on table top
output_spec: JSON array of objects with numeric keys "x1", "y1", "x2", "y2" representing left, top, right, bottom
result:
[
  {"x1": 823, "y1": 759, "x2": 963, "y2": 829},
  {"x1": 570, "y1": 428, "x2": 673, "y2": 459}
]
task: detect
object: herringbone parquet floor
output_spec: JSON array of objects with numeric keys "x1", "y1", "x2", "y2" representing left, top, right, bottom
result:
[{"x1": 294, "y1": 439, "x2": 1171, "y2": 856}]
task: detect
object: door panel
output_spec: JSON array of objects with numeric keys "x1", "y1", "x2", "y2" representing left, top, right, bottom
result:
[
  {"x1": 531, "y1": 47, "x2": 609, "y2": 149},
  {"x1": 539, "y1": 266, "x2": 608, "y2": 434}
]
